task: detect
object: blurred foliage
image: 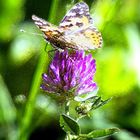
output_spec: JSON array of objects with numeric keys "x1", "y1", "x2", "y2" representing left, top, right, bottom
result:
[
  {"x1": 0, "y1": 0, "x2": 140, "y2": 140},
  {"x1": 0, "y1": 0, "x2": 25, "y2": 42}
]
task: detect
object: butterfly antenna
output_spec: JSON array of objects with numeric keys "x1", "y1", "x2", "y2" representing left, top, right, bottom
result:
[{"x1": 20, "y1": 29, "x2": 44, "y2": 37}]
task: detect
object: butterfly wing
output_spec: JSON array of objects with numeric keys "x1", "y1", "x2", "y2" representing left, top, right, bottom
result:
[
  {"x1": 32, "y1": 15, "x2": 63, "y2": 39},
  {"x1": 59, "y1": 2, "x2": 102, "y2": 50},
  {"x1": 59, "y1": 2, "x2": 93, "y2": 32},
  {"x1": 64, "y1": 26, "x2": 102, "y2": 50}
]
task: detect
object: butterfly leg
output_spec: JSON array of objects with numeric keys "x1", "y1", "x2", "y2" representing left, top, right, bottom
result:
[{"x1": 47, "y1": 49, "x2": 58, "y2": 59}]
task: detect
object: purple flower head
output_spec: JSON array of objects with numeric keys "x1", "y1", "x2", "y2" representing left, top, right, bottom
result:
[{"x1": 41, "y1": 50, "x2": 97, "y2": 100}]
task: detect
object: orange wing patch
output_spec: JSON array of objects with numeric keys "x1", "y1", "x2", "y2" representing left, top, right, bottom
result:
[{"x1": 83, "y1": 28, "x2": 102, "y2": 48}]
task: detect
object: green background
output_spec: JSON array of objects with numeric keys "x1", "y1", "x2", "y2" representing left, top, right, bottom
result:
[{"x1": 0, "y1": 0, "x2": 140, "y2": 139}]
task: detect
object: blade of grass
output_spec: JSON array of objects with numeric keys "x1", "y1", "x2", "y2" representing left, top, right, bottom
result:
[
  {"x1": 19, "y1": 0, "x2": 59, "y2": 139},
  {"x1": 0, "y1": 75, "x2": 17, "y2": 140}
]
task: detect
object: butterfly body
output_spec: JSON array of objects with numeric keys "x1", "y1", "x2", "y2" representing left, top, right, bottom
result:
[{"x1": 32, "y1": 2, "x2": 102, "y2": 51}]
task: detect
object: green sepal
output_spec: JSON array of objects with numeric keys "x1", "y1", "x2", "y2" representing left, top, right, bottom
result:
[
  {"x1": 74, "y1": 96, "x2": 112, "y2": 117},
  {"x1": 60, "y1": 114, "x2": 80, "y2": 135}
]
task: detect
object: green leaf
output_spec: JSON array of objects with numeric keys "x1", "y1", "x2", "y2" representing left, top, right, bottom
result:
[
  {"x1": 86, "y1": 128, "x2": 119, "y2": 138},
  {"x1": 60, "y1": 114, "x2": 80, "y2": 135}
]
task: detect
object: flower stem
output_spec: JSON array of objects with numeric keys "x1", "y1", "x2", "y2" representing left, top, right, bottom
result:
[{"x1": 19, "y1": 0, "x2": 59, "y2": 139}]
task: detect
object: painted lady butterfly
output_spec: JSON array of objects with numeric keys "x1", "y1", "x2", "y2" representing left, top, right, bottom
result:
[{"x1": 32, "y1": 2, "x2": 102, "y2": 51}]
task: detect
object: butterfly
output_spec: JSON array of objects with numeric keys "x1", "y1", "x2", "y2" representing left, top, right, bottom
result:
[{"x1": 32, "y1": 2, "x2": 102, "y2": 51}]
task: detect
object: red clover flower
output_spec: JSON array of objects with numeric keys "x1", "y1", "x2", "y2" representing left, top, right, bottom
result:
[{"x1": 41, "y1": 50, "x2": 97, "y2": 101}]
